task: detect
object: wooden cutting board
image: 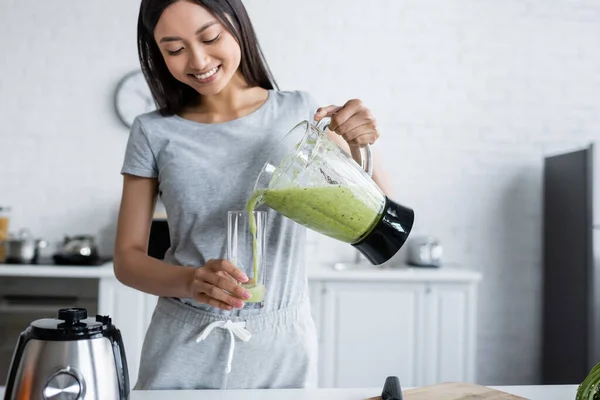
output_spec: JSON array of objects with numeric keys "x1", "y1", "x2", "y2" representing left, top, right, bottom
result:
[{"x1": 366, "y1": 382, "x2": 528, "y2": 400}]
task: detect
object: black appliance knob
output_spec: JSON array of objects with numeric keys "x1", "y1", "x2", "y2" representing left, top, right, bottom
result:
[{"x1": 58, "y1": 308, "x2": 88, "y2": 324}]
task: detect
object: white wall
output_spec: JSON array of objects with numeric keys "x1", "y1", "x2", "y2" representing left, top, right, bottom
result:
[{"x1": 1, "y1": 0, "x2": 599, "y2": 386}]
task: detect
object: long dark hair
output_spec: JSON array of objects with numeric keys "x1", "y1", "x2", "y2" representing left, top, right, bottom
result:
[{"x1": 137, "y1": 0, "x2": 278, "y2": 115}]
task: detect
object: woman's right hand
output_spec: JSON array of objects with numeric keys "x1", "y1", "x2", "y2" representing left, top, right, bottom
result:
[{"x1": 188, "y1": 259, "x2": 252, "y2": 310}]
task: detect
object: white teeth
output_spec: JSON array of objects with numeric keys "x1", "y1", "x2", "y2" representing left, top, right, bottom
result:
[{"x1": 194, "y1": 66, "x2": 219, "y2": 80}]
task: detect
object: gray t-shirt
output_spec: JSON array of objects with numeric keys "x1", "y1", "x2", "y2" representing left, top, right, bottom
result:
[{"x1": 121, "y1": 89, "x2": 320, "y2": 316}]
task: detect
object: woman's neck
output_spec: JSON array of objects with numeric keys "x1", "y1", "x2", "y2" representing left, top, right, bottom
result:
[{"x1": 181, "y1": 73, "x2": 269, "y2": 123}]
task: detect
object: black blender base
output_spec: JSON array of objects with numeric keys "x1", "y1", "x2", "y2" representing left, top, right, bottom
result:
[{"x1": 353, "y1": 197, "x2": 415, "y2": 265}]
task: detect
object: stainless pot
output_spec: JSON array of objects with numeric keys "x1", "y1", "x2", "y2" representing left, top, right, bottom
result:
[{"x1": 1, "y1": 229, "x2": 47, "y2": 264}]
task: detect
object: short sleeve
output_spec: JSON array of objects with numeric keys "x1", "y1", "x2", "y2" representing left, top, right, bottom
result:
[
  {"x1": 120, "y1": 117, "x2": 158, "y2": 178},
  {"x1": 298, "y1": 90, "x2": 321, "y2": 122}
]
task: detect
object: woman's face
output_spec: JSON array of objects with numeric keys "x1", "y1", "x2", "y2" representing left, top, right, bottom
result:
[{"x1": 154, "y1": 0, "x2": 242, "y2": 97}]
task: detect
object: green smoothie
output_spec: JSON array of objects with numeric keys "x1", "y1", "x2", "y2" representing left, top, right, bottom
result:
[
  {"x1": 247, "y1": 185, "x2": 382, "y2": 244},
  {"x1": 242, "y1": 283, "x2": 265, "y2": 303},
  {"x1": 248, "y1": 207, "x2": 259, "y2": 283},
  {"x1": 242, "y1": 205, "x2": 262, "y2": 304}
]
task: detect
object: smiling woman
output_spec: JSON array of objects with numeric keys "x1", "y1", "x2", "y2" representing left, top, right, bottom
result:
[
  {"x1": 137, "y1": 0, "x2": 277, "y2": 115},
  {"x1": 114, "y1": 0, "x2": 393, "y2": 393}
]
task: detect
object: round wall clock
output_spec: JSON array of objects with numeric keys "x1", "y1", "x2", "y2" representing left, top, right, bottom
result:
[{"x1": 114, "y1": 70, "x2": 156, "y2": 128}]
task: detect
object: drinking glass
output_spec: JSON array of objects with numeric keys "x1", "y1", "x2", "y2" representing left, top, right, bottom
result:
[{"x1": 227, "y1": 210, "x2": 267, "y2": 309}]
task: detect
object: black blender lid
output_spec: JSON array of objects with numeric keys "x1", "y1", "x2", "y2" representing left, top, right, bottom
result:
[{"x1": 29, "y1": 308, "x2": 114, "y2": 340}]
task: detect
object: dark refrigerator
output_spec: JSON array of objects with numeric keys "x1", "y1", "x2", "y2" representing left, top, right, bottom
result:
[{"x1": 542, "y1": 142, "x2": 600, "y2": 384}]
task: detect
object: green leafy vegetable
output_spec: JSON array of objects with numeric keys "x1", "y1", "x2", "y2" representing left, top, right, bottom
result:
[{"x1": 577, "y1": 362, "x2": 600, "y2": 400}]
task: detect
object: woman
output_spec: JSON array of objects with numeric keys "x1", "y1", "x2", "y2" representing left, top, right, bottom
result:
[{"x1": 114, "y1": 0, "x2": 392, "y2": 390}]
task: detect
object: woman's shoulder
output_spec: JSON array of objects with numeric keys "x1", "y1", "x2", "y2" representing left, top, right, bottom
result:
[
  {"x1": 270, "y1": 89, "x2": 320, "y2": 111},
  {"x1": 133, "y1": 109, "x2": 175, "y2": 128},
  {"x1": 129, "y1": 110, "x2": 180, "y2": 141}
]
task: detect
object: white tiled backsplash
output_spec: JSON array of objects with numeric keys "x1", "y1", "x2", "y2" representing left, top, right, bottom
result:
[{"x1": 1, "y1": 0, "x2": 599, "y2": 386}]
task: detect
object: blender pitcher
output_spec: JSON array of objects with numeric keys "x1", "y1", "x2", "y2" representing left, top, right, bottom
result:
[{"x1": 249, "y1": 117, "x2": 414, "y2": 265}]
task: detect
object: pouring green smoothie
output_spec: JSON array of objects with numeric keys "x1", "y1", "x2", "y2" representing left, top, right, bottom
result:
[
  {"x1": 242, "y1": 116, "x2": 393, "y2": 293},
  {"x1": 243, "y1": 184, "x2": 381, "y2": 302},
  {"x1": 247, "y1": 185, "x2": 382, "y2": 244},
  {"x1": 244, "y1": 184, "x2": 382, "y2": 292},
  {"x1": 243, "y1": 184, "x2": 381, "y2": 305}
]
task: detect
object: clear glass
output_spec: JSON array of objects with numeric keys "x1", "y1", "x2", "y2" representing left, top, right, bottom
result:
[
  {"x1": 227, "y1": 210, "x2": 267, "y2": 309},
  {"x1": 249, "y1": 119, "x2": 385, "y2": 244},
  {"x1": 0, "y1": 207, "x2": 10, "y2": 262}
]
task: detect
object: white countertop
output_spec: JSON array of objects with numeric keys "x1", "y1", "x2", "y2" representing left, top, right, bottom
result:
[
  {"x1": 0, "y1": 384, "x2": 578, "y2": 399},
  {"x1": 0, "y1": 261, "x2": 482, "y2": 282},
  {"x1": 308, "y1": 263, "x2": 482, "y2": 282},
  {"x1": 0, "y1": 262, "x2": 115, "y2": 278}
]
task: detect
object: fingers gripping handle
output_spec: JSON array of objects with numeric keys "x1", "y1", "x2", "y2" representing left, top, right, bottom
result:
[{"x1": 315, "y1": 116, "x2": 374, "y2": 177}]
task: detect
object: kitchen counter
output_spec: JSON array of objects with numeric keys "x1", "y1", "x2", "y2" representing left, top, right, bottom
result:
[
  {"x1": 308, "y1": 263, "x2": 482, "y2": 282},
  {"x1": 0, "y1": 384, "x2": 579, "y2": 399},
  {"x1": 0, "y1": 262, "x2": 115, "y2": 278},
  {"x1": 0, "y1": 261, "x2": 482, "y2": 282}
]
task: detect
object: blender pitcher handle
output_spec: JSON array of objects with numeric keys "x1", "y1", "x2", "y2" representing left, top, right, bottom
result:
[
  {"x1": 362, "y1": 144, "x2": 374, "y2": 177},
  {"x1": 316, "y1": 117, "x2": 374, "y2": 177}
]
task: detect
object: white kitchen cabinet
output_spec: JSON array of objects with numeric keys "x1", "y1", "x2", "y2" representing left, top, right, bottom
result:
[
  {"x1": 308, "y1": 269, "x2": 480, "y2": 389},
  {"x1": 308, "y1": 280, "x2": 323, "y2": 342},
  {"x1": 421, "y1": 283, "x2": 478, "y2": 386},
  {"x1": 315, "y1": 281, "x2": 426, "y2": 389},
  {"x1": 98, "y1": 277, "x2": 157, "y2": 387}
]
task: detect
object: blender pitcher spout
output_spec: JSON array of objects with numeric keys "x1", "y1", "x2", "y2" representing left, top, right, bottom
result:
[{"x1": 246, "y1": 189, "x2": 266, "y2": 214}]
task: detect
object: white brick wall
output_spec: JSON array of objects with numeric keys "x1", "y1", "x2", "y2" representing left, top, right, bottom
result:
[{"x1": 1, "y1": 0, "x2": 599, "y2": 386}]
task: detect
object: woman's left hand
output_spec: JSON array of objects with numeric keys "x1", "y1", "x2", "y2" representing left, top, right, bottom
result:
[{"x1": 314, "y1": 99, "x2": 380, "y2": 147}]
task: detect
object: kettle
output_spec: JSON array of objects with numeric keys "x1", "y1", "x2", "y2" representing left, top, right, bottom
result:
[
  {"x1": 4, "y1": 308, "x2": 129, "y2": 400},
  {"x1": 407, "y1": 235, "x2": 443, "y2": 267},
  {"x1": 249, "y1": 117, "x2": 415, "y2": 265},
  {"x1": 53, "y1": 235, "x2": 100, "y2": 265}
]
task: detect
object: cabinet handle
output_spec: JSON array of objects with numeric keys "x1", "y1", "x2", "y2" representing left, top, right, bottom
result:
[{"x1": 426, "y1": 286, "x2": 432, "y2": 294}]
